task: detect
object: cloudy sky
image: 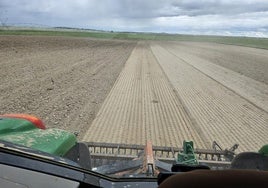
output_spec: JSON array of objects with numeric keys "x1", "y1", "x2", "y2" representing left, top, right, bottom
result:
[{"x1": 1, "y1": 0, "x2": 268, "y2": 37}]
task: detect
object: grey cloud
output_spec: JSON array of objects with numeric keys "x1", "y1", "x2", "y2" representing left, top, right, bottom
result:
[
  {"x1": 0, "y1": 0, "x2": 268, "y2": 37},
  {"x1": 86, "y1": 0, "x2": 268, "y2": 18},
  {"x1": 3, "y1": 0, "x2": 268, "y2": 20},
  {"x1": 171, "y1": 0, "x2": 268, "y2": 16}
]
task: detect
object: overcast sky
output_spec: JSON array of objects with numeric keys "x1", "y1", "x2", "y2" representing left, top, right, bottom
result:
[{"x1": 1, "y1": 0, "x2": 268, "y2": 37}]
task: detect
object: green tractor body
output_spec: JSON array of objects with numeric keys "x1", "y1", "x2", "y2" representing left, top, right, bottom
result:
[{"x1": 0, "y1": 116, "x2": 76, "y2": 156}]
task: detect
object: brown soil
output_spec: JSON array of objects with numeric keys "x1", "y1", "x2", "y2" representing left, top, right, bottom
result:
[
  {"x1": 0, "y1": 36, "x2": 136, "y2": 139},
  {"x1": 83, "y1": 42, "x2": 207, "y2": 149},
  {"x1": 166, "y1": 41, "x2": 268, "y2": 85},
  {"x1": 152, "y1": 42, "x2": 268, "y2": 151},
  {"x1": 1, "y1": 36, "x2": 267, "y2": 152},
  {"x1": 84, "y1": 41, "x2": 268, "y2": 152}
]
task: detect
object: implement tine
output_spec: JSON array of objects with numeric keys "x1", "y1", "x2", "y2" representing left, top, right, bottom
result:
[{"x1": 85, "y1": 142, "x2": 235, "y2": 166}]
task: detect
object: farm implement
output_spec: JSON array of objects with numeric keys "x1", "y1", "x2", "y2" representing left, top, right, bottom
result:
[{"x1": 0, "y1": 114, "x2": 268, "y2": 187}]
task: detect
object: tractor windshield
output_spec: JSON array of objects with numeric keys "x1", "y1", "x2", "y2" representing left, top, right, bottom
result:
[{"x1": 0, "y1": 1, "x2": 268, "y2": 186}]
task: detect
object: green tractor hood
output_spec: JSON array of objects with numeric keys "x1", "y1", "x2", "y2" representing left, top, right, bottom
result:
[{"x1": 0, "y1": 115, "x2": 76, "y2": 157}]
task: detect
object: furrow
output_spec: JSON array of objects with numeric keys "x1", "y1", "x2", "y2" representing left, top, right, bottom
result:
[
  {"x1": 83, "y1": 42, "x2": 206, "y2": 148},
  {"x1": 151, "y1": 44, "x2": 268, "y2": 152}
]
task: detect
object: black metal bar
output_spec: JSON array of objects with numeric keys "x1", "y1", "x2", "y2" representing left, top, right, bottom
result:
[
  {"x1": 86, "y1": 142, "x2": 232, "y2": 155},
  {"x1": 93, "y1": 159, "x2": 143, "y2": 175},
  {"x1": 85, "y1": 142, "x2": 235, "y2": 163}
]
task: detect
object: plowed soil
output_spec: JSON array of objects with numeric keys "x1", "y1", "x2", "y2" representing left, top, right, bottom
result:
[
  {"x1": 0, "y1": 36, "x2": 136, "y2": 139},
  {"x1": 1, "y1": 36, "x2": 268, "y2": 152},
  {"x1": 84, "y1": 41, "x2": 268, "y2": 152}
]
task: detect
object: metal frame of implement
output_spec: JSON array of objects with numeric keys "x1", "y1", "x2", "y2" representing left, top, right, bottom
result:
[{"x1": 86, "y1": 141, "x2": 238, "y2": 175}]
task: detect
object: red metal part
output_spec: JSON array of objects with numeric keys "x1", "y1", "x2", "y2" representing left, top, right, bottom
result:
[
  {"x1": 0, "y1": 114, "x2": 46, "y2": 129},
  {"x1": 143, "y1": 141, "x2": 159, "y2": 176}
]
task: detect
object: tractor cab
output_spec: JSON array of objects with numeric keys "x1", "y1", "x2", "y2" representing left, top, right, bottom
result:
[{"x1": 0, "y1": 114, "x2": 268, "y2": 187}]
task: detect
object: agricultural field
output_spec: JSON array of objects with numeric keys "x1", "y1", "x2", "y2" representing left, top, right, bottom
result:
[
  {"x1": 0, "y1": 32, "x2": 268, "y2": 152},
  {"x1": 1, "y1": 28, "x2": 268, "y2": 49},
  {"x1": 0, "y1": 35, "x2": 136, "y2": 138}
]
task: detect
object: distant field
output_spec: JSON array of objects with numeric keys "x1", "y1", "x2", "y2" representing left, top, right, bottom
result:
[{"x1": 1, "y1": 28, "x2": 268, "y2": 49}]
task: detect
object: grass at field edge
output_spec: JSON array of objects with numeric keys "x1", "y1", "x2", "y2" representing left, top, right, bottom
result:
[{"x1": 1, "y1": 29, "x2": 268, "y2": 50}]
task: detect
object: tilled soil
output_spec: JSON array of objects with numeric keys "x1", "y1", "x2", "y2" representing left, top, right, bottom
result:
[
  {"x1": 1, "y1": 36, "x2": 268, "y2": 152},
  {"x1": 83, "y1": 41, "x2": 268, "y2": 152},
  {"x1": 167, "y1": 41, "x2": 268, "y2": 85},
  {"x1": 83, "y1": 42, "x2": 207, "y2": 149},
  {"x1": 0, "y1": 36, "x2": 136, "y2": 139},
  {"x1": 151, "y1": 43, "x2": 268, "y2": 152}
]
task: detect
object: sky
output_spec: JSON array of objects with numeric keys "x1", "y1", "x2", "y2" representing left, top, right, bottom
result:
[{"x1": 1, "y1": 0, "x2": 268, "y2": 37}]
